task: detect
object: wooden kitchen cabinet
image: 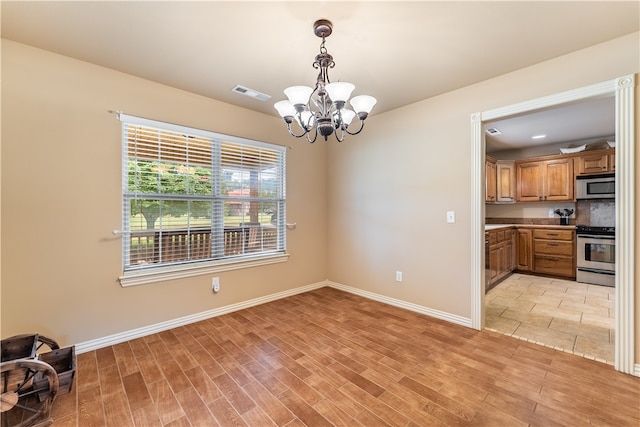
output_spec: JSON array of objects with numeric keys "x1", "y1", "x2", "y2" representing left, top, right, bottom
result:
[
  {"x1": 608, "y1": 152, "x2": 615, "y2": 172},
  {"x1": 505, "y1": 228, "x2": 516, "y2": 272},
  {"x1": 486, "y1": 158, "x2": 497, "y2": 202},
  {"x1": 516, "y1": 162, "x2": 543, "y2": 201},
  {"x1": 515, "y1": 228, "x2": 533, "y2": 272},
  {"x1": 486, "y1": 159, "x2": 515, "y2": 204},
  {"x1": 487, "y1": 228, "x2": 516, "y2": 291},
  {"x1": 516, "y1": 158, "x2": 573, "y2": 202},
  {"x1": 496, "y1": 161, "x2": 516, "y2": 202},
  {"x1": 532, "y1": 228, "x2": 575, "y2": 278},
  {"x1": 545, "y1": 159, "x2": 574, "y2": 200},
  {"x1": 489, "y1": 243, "x2": 503, "y2": 285},
  {"x1": 574, "y1": 148, "x2": 615, "y2": 175}
]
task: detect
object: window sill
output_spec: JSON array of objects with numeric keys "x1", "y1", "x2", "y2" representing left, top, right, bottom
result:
[{"x1": 119, "y1": 253, "x2": 289, "y2": 287}]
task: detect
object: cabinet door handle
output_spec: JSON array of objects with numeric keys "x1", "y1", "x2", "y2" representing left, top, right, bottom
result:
[
  {"x1": 547, "y1": 233, "x2": 559, "y2": 236},
  {"x1": 547, "y1": 243, "x2": 559, "y2": 246}
]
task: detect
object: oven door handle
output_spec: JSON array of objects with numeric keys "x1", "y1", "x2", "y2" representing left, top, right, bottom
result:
[{"x1": 577, "y1": 235, "x2": 615, "y2": 240}]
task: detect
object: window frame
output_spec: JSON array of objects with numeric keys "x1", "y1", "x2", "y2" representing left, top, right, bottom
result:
[{"x1": 118, "y1": 114, "x2": 288, "y2": 287}]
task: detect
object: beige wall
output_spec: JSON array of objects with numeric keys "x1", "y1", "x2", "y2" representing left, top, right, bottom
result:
[
  {"x1": 2, "y1": 32, "x2": 639, "y2": 365},
  {"x1": 1, "y1": 40, "x2": 328, "y2": 346},
  {"x1": 326, "y1": 33, "x2": 639, "y2": 356}
]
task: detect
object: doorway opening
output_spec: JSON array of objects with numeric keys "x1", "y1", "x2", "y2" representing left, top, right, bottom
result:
[{"x1": 470, "y1": 75, "x2": 636, "y2": 375}]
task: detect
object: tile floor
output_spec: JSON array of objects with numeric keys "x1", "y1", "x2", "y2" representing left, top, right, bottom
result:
[{"x1": 485, "y1": 273, "x2": 615, "y2": 365}]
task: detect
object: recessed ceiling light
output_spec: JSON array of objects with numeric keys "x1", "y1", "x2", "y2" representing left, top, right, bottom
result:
[
  {"x1": 531, "y1": 134, "x2": 547, "y2": 139},
  {"x1": 231, "y1": 85, "x2": 271, "y2": 101}
]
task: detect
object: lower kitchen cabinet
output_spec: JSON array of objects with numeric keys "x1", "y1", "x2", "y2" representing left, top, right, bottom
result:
[
  {"x1": 516, "y1": 228, "x2": 532, "y2": 271},
  {"x1": 531, "y1": 228, "x2": 575, "y2": 278},
  {"x1": 487, "y1": 228, "x2": 516, "y2": 291},
  {"x1": 487, "y1": 226, "x2": 575, "y2": 291}
]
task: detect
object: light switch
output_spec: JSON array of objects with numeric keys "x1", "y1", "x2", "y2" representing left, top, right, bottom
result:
[{"x1": 446, "y1": 211, "x2": 455, "y2": 223}]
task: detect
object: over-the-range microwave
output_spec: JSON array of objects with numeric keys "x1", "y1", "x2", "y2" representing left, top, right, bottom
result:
[{"x1": 576, "y1": 173, "x2": 615, "y2": 199}]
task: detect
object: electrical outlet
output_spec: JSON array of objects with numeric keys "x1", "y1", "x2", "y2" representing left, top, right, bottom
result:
[
  {"x1": 549, "y1": 208, "x2": 555, "y2": 218},
  {"x1": 212, "y1": 277, "x2": 220, "y2": 292},
  {"x1": 395, "y1": 271, "x2": 403, "y2": 282}
]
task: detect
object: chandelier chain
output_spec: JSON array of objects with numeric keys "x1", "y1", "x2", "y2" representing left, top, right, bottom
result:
[{"x1": 319, "y1": 37, "x2": 327, "y2": 55}]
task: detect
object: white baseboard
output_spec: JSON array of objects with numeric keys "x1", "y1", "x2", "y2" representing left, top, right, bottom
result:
[
  {"x1": 76, "y1": 280, "x2": 638, "y2": 376},
  {"x1": 328, "y1": 282, "x2": 640, "y2": 377},
  {"x1": 74, "y1": 281, "x2": 327, "y2": 354},
  {"x1": 77, "y1": 281, "x2": 638, "y2": 376},
  {"x1": 327, "y1": 281, "x2": 472, "y2": 328},
  {"x1": 73, "y1": 280, "x2": 503, "y2": 354}
]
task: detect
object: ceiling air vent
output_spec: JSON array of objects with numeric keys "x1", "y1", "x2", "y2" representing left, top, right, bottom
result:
[
  {"x1": 485, "y1": 127, "x2": 502, "y2": 135},
  {"x1": 231, "y1": 85, "x2": 271, "y2": 101}
]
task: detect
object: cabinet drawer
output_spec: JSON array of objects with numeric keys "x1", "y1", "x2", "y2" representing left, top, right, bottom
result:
[
  {"x1": 532, "y1": 229, "x2": 574, "y2": 241},
  {"x1": 488, "y1": 228, "x2": 515, "y2": 246},
  {"x1": 489, "y1": 232, "x2": 497, "y2": 246},
  {"x1": 533, "y1": 239, "x2": 573, "y2": 256},
  {"x1": 533, "y1": 255, "x2": 574, "y2": 277}
]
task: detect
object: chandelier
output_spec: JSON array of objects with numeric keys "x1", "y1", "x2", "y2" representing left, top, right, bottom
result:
[{"x1": 274, "y1": 19, "x2": 377, "y2": 143}]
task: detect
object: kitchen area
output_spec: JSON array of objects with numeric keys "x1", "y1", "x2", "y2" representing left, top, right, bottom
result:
[
  {"x1": 485, "y1": 165, "x2": 615, "y2": 291},
  {"x1": 482, "y1": 96, "x2": 617, "y2": 364}
]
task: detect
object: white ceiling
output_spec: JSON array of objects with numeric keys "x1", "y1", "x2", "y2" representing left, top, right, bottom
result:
[
  {"x1": 484, "y1": 95, "x2": 616, "y2": 153},
  {"x1": 2, "y1": 1, "x2": 638, "y2": 148}
]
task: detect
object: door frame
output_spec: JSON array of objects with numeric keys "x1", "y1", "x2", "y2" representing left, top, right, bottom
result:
[{"x1": 470, "y1": 75, "x2": 636, "y2": 375}]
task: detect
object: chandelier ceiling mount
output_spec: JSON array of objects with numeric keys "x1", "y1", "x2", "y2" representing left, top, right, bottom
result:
[
  {"x1": 274, "y1": 19, "x2": 377, "y2": 143},
  {"x1": 313, "y1": 18, "x2": 333, "y2": 38}
]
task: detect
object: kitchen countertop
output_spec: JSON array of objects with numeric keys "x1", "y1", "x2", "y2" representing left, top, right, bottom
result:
[{"x1": 485, "y1": 224, "x2": 576, "y2": 231}]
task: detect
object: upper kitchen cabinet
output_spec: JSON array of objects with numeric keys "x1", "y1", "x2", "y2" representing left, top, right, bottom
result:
[
  {"x1": 486, "y1": 157, "x2": 497, "y2": 202},
  {"x1": 516, "y1": 158, "x2": 573, "y2": 202},
  {"x1": 486, "y1": 158, "x2": 515, "y2": 204},
  {"x1": 496, "y1": 161, "x2": 516, "y2": 202},
  {"x1": 517, "y1": 161, "x2": 544, "y2": 201},
  {"x1": 574, "y1": 148, "x2": 616, "y2": 175},
  {"x1": 609, "y1": 152, "x2": 615, "y2": 172}
]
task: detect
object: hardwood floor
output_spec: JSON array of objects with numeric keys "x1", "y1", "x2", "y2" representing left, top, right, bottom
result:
[{"x1": 47, "y1": 287, "x2": 638, "y2": 426}]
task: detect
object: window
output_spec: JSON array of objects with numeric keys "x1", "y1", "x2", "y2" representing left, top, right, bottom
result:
[{"x1": 119, "y1": 114, "x2": 287, "y2": 286}]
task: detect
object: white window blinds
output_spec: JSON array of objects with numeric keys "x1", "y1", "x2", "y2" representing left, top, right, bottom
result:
[{"x1": 120, "y1": 114, "x2": 286, "y2": 272}]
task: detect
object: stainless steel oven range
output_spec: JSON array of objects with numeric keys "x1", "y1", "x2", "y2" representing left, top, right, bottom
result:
[{"x1": 576, "y1": 225, "x2": 615, "y2": 287}]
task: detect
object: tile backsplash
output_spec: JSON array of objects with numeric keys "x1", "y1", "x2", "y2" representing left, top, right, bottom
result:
[
  {"x1": 577, "y1": 200, "x2": 615, "y2": 227},
  {"x1": 486, "y1": 199, "x2": 615, "y2": 227}
]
